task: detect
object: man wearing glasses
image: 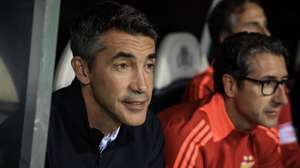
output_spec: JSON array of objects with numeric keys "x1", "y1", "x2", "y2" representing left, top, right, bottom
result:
[
  {"x1": 182, "y1": 0, "x2": 300, "y2": 166},
  {"x1": 160, "y1": 33, "x2": 289, "y2": 167}
]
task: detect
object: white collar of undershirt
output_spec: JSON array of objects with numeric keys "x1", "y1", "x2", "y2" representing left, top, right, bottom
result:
[{"x1": 98, "y1": 127, "x2": 120, "y2": 153}]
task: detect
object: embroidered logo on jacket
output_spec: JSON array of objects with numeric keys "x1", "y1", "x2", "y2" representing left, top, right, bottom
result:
[{"x1": 240, "y1": 155, "x2": 255, "y2": 168}]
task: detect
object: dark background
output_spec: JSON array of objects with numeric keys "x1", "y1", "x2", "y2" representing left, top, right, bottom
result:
[
  {"x1": 56, "y1": 0, "x2": 300, "y2": 66},
  {"x1": 55, "y1": 0, "x2": 300, "y2": 139}
]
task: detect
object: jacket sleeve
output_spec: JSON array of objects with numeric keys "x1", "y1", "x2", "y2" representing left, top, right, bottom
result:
[
  {"x1": 163, "y1": 124, "x2": 205, "y2": 168},
  {"x1": 158, "y1": 99, "x2": 208, "y2": 168}
]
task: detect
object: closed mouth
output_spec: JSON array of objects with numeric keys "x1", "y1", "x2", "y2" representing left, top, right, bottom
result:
[
  {"x1": 265, "y1": 109, "x2": 280, "y2": 118},
  {"x1": 122, "y1": 100, "x2": 148, "y2": 111}
]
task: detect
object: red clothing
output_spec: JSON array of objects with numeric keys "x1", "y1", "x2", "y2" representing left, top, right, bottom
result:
[
  {"x1": 184, "y1": 67, "x2": 300, "y2": 167},
  {"x1": 159, "y1": 94, "x2": 283, "y2": 168},
  {"x1": 183, "y1": 66, "x2": 214, "y2": 101},
  {"x1": 159, "y1": 94, "x2": 282, "y2": 168}
]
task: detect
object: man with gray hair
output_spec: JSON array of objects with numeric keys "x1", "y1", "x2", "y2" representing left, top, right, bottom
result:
[{"x1": 46, "y1": 2, "x2": 164, "y2": 168}]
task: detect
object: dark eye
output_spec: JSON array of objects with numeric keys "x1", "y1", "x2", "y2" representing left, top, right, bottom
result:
[
  {"x1": 145, "y1": 63, "x2": 155, "y2": 72},
  {"x1": 262, "y1": 80, "x2": 277, "y2": 87},
  {"x1": 119, "y1": 63, "x2": 128, "y2": 68},
  {"x1": 114, "y1": 63, "x2": 130, "y2": 72}
]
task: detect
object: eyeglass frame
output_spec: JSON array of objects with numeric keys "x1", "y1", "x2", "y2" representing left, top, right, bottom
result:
[{"x1": 238, "y1": 76, "x2": 292, "y2": 96}]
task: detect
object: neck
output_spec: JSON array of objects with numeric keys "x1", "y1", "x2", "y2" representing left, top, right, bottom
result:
[
  {"x1": 224, "y1": 98, "x2": 255, "y2": 132},
  {"x1": 81, "y1": 85, "x2": 120, "y2": 135}
]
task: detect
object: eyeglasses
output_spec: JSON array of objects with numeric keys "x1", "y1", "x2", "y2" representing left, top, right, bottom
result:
[{"x1": 240, "y1": 76, "x2": 293, "y2": 96}]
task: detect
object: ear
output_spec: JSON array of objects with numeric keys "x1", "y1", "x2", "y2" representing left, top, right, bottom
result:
[
  {"x1": 222, "y1": 74, "x2": 238, "y2": 98},
  {"x1": 71, "y1": 56, "x2": 91, "y2": 85}
]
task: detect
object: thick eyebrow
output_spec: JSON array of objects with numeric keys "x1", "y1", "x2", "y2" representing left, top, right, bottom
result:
[
  {"x1": 112, "y1": 52, "x2": 135, "y2": 61},
  {"x1": 147, "y1": 53, "x2": 156, "y2": 60},
  {"x1": 111, "y1": 52, "x2": 156, "y2": 61},
  {"x1": 261, "y1": 75, "x2": 289, "y2": 80}
]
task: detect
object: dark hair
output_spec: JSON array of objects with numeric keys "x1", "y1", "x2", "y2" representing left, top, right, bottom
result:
[
  {"x1": 208, "y1": 0, "x2": 261, "y2": 46},
  {"x1": 213, "y1": 32, "x2": 289, "y2": 95},
  {"x1": 70, "y1": 1, "x2": 157, "y2": 69}
]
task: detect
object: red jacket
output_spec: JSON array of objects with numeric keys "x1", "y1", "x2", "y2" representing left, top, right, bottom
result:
[
  {"x1": 159, "y1": 94, "x2": 283, "y2": 168},
  {"x1": 184, "y1": 67, "x2": 300, "y2": 167}
]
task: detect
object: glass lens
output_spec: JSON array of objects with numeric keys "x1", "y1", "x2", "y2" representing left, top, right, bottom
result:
[{"x1": 262, "y1": 80, "x2": 277, "y2": 95}]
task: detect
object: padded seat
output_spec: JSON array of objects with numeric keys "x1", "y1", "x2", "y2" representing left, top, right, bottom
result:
[
  {"x1": 151, "y1": 32, "x2": 208, "y2": 113},
  {"x1": 53, "y1": 42, "x2": 75, "y2": 91}
]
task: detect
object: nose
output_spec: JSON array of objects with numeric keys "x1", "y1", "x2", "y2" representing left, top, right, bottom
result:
[
  {"x1": 130, "y1": 70, "x2": 148, "y2": 93},
  {"x1": 261, "y1": 24, "x2": 271, "y2": 36},
  {"x1": 263, "y1": 28, "x2": 271, "y2": 37},
  {"x1": 273, "y1": 84, "x2": 288, "y2": 105}
]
